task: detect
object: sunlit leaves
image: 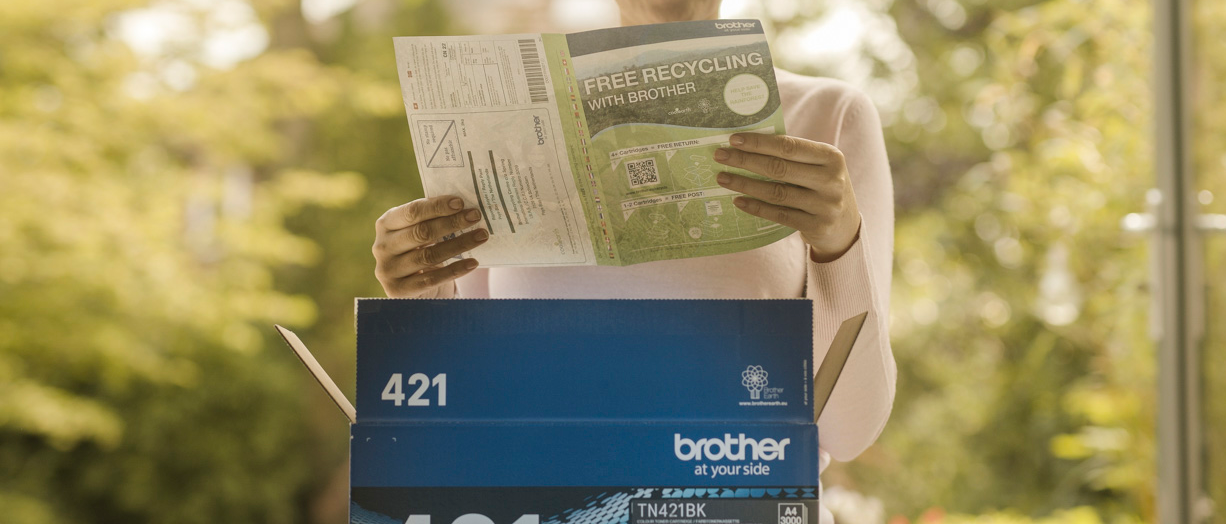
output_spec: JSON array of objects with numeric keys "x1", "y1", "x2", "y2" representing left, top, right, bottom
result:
[
  {"x1": 0, "y1": 0, "x2": 368, "y2": 522},
  {"x1": 812, "y1": 0, "x2": 1161, "y2": 521}
]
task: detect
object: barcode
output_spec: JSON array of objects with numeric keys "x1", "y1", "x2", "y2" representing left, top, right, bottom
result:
[
  {"x1": 626, "y1": 158, "x2": 660, "y2": 188},
  {"x1": 518, "y1": 39, "x2": 548, "y2": 104}
]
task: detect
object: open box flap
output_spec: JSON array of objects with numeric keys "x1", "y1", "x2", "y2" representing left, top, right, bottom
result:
[
  {"x1": 276, "y1": 300, "x2": 866, "y2": 426},
  {"x1": 275, "y1": 325, "x2": 356, "y2": 424},
  {"x1": 354, "y1": 299, "x2": 814, "y2": 424},
  {"x1": 812, "y1": 312, "x2": 868, "y2": 423}
]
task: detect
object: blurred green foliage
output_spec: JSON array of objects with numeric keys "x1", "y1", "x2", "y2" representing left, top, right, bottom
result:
[
  {"x1": 2, "y1": 0, "x2": 1224, "y2": 523},
  {"x1": 806, "y1": 0, "x2": 1159, "y2": 520},
  {"x1": 1191, "y1": 0, "x2": 1226, "y2": 516},
  {"x1": 785, "y1": 0, "x2": 1222, "y2": 522},
  {"x1": 0, "y1": 0, "x2": 448, "y2": 522}
]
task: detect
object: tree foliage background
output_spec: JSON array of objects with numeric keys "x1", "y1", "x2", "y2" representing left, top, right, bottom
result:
[{"x1": 1, "y1": 0, "x2": 1223, "y2": 523}]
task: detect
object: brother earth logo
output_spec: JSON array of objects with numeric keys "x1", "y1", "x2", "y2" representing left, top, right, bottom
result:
[
  {"x1": 742, "y1": 365, "x2": 785, "y2": 401},
  {"x1": 714, "y1": 21, "x2": 757, "y2": 30}
]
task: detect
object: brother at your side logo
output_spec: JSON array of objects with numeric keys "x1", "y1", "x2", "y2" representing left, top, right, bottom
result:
[{"x1": 674, "y1": 433, "x2": 790, "y2": 461}]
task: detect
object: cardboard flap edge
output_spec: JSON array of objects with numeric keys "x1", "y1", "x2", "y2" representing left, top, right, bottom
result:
[
  {"x1": 812, "y1": 311, "x2": 869, "y2": 423},
  {"x1": 274, "y1": 324, "x2": 357, "y2": 424}
]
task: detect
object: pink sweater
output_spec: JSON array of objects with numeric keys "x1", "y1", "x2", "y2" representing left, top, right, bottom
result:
[{"x1": 455, "y1": 69, "x2": 897, "y2": 467}]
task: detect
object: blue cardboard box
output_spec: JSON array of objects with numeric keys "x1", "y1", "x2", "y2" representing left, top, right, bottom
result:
[{"x1": 278, "y1": 299, "x2": 857, "y2": 524}]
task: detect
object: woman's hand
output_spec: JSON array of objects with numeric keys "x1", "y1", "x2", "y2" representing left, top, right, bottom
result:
[
  {"x1": 713, "y1": 133, "x2": 862, "y2": 263},
  {"x1": 372, "y1": 195, "x2": 488, "y2": 298}
]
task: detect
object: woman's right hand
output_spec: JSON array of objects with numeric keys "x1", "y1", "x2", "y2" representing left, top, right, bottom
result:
[{"x1": 372, "y1": 195, "x2": 489, "y2": 298}]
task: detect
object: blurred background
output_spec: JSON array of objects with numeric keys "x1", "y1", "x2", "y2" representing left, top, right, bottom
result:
[{"x1": 2, "y1": 0, "x2": 1224, "y2": 522}]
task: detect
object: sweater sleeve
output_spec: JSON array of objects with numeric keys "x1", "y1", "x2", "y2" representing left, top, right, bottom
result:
[
  {"x1": 454, "y1": 268, "x2": 491, "y2": 298},
  {"x1": 806, "y1": 89, "x2": 896, "y2": 462}
]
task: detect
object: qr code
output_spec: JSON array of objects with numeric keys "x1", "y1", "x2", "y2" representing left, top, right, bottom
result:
[{"x1": 626, "y1": 158, "x2": 660, "y2": 188}]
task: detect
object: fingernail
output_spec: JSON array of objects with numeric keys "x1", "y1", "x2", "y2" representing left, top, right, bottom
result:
[
  {"x1": 733, "y1": 198, "x2": 747, "y2": 209},
  {"x1": 448, "y1": 198, "x2": 463, "y2": 210},
  {"x1": 464, "y1": 259, "x2": 478, "y2": 270},
  {"x1": 465, "y1": 209, "x2": 481, "y2": 222},
  {"x1": 716, "y1": 172, "x2": 731, "y2": 185},
  {"x1": 475, "y1": 229, "x2": 489, "y2": 241},
  {"x1": 713, "y1": 148, "x2": 729, "y2": 161},
  {"x1": 729, "y1": 134, "x2": 745, "y2": 146}
]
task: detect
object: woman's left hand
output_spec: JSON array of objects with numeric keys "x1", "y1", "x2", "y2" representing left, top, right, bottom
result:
[{"x1": 714, "y1": 132, "x2": 862, "y2": 263}]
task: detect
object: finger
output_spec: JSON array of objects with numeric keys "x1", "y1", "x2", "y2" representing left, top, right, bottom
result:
[
  {"x1": 733, "y1": 196, "x2": 820, "y2": 232},
  {"x1": 377, "y1": 229, "x2": 489, "y2": 281},
  {"x1": 713, "y1": 148, "x2": 822, "y2": 189},
  {"x1": 716, "y1": 172, "x2": 821, "y2": 214},
  {"x1": 407, "y1": 228, "x2": 489, "y2": 269},
  {"x1": 374, "y1": 208, "x2": 483, "y2": 256},
  {"x1": 376, "y1": 195, "x2": 465, "y2": 231},
  {"x1": 387, "y1": 258, "x2": 480, "y2": 297},
  {"x1": 727, "y1": 133, "x2": 844, "y2": 166}
]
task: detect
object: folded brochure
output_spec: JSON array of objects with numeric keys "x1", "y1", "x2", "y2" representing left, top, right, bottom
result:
[{"x1": 394, "y1": 20, "x2": 790, "y2": 267}]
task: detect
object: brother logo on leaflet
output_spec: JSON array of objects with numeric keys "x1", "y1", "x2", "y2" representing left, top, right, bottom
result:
[
  {"x1": 532, "y1": 115, "x2": 546, "y2": 145},
  {"x1": 674, "y1": 433, "x2": 791, "y2": 461},
  {"x1": 713, "y1": 21, "x2": 757, "y2": 30}
]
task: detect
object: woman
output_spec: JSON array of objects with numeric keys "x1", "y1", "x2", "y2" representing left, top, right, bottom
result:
[{"x1": 371, "y1": 0, "x2": 895, "y2": 520}]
